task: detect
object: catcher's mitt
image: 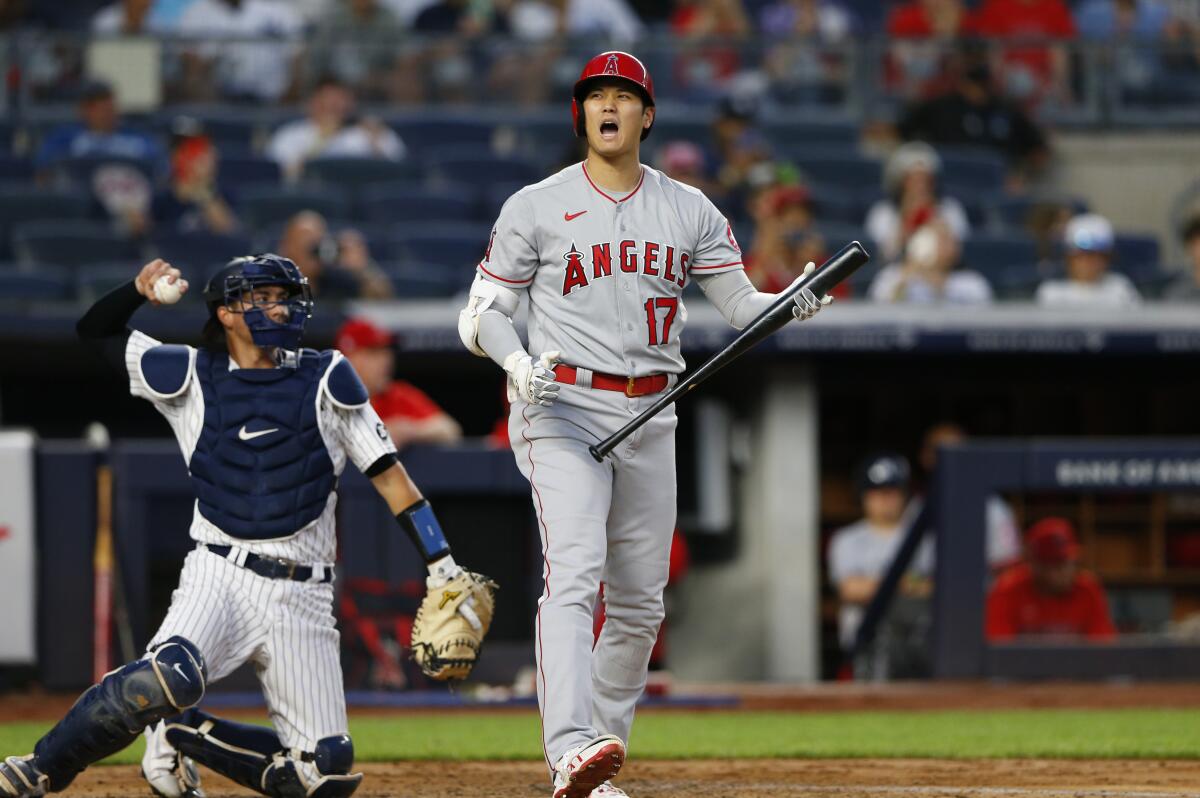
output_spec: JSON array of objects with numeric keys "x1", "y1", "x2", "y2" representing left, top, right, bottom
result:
[{"x1": 410, "y1": 569, "x2": 497, "y2": 680}]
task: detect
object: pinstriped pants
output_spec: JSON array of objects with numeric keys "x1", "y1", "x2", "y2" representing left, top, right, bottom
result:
[
  {"x1": 146, "y1": 547, "x2": 348, "y2": 750},
  {"x1": 509, "y1": 382, "x2": 678, "y2": 770}
]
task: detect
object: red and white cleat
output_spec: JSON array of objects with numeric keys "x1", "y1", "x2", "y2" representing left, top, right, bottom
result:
[{"x1": 552, "y1": 735, "x2": 626, "y2": 798}]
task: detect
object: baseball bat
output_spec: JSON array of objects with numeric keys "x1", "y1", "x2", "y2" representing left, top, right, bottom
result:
[{"x1": 588, "y1": 241, "x2": 870, "y2": 462}]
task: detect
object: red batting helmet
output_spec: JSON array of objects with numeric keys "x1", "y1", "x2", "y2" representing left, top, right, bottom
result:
[{"x1": 572, "y1": 51, "x2": 655, "y2": 141}]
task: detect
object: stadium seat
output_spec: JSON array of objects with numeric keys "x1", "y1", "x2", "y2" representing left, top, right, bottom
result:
[
  {"x1": 0, "y1": 187, "x2": 94, "y2": 258},
  {"x1": 1112, "y1": 234, "x2": 1160, "y2": 272},
  {"x1": 385, "y1": 263, "x2": 462, "y2": 298},
  {"x1": 218, "y1": 155, "x2": 282, "y2": 189},
  {"x1": 0, "y1": 155, "x2": 33, "y2": 181},
  {"x1": 990, "y1": 195, "x2": 1088, "y2": 232},
  {"x1": 763, "y1": 119, "x2": 860, "y2": 150},
  {"x1": 960, "y1": 234, "x2": 1041, "y2": 279},
  {"x1": 392, "y1": 118, "x2": 495, "y2": 158},
  {"x1": 0, "y1": 271, "x2": 71, "y2": 301},
  {"x1": 301, "y1": 156, "x2": 421, "y2": 191},
  {"x1": 790, "y1": 152, "x2": 882, "y2": 190},
  {"x1": 76, "y1": 264, "x2": 149, "y2": 304},
  {"x1": 361, "y1": 185, "x2": 479, "y2": 225},
  {"x1": 151, "y1": 231, "x2": 253, "y2": 281},
  {"x1": 12, "y1": 220, "x2": 141, "y2": 270},
  {"x1": 389, "y1": 222, "x2": 491, "y2": 270},
  {"x1": 429, "y1": 149, "x2": 542, "y2": 187},
  {"x1": 237, "y1": 186, "x2": 351, "y2": 227},
  {"x1": 936, "y1": 148, "x2": 1007, "y2": 196}
]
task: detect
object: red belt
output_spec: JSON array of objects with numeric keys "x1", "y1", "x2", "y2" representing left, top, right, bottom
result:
[{"x1": 553, "y1": 364, "x2": 668, "y2": 397}]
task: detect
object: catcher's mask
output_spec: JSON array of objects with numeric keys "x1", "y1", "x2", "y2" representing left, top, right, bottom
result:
[{"x1": 203, "y1": 254, "x2": 313, "y2": 353}]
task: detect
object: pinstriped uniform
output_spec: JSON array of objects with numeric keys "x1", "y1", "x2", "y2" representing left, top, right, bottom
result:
[
  {"x1": 126, "y1": 330, "x2": 396, "y2": 750},
  {"x1": 479, "y1": 163, "x2": 741, "y2": 768}
]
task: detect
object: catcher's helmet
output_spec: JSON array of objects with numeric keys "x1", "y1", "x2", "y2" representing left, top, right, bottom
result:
[
  {"x1": 203, "y1": 253, "x2": 314, "y2": 351},
  {"x1": 572, "y1": 51, "x2": 655, "y2": 141}
]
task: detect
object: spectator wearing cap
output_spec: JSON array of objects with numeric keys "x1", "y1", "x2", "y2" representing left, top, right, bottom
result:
[
  {"x1": 828, "y1": 454, "x2": 934, "y2": 651},
  {"x1": 656, "y1": 140, "x2": 716, "y2": 195},
  {"x1": 336, "y1": 318, "x2": 463, "y2": 450},
  {"x1": 868, "y1": 221, "x2": 993, "y2": 304},
  {"x1": 865, "y1": 141, "x2": 971, "y2": 263},
  {"x1": 986, "y1": 517, "x2": 1116, "y2": 641},
  {"x1": 1162, "y1": 213, "x2": 1200, "y2": 302},
  {"x1": 147, "y1": 119, "x2": 240, "y2": 236},
  {"x1": 1036, "y1": 213, "x2": 1142, "y2": 307},
  {"x1": 34, "y1": 80, "x2": 166, "y2": 180}
]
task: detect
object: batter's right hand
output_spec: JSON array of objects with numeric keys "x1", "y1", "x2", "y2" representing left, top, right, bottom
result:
[
  {"x1": 134, "y1": 259, "x2": 188, "y2": 306},
  {"x1": 504, "y1": 350, "x2": 561, "y2": 407}
]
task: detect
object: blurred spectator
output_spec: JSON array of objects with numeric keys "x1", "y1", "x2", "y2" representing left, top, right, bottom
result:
[
  {"x1": 1036, "y1": 213, "x2": 1142, "y2": 307},
  {"x1": 656, "y1": 140, "x2": 717, "y2": 194},
  {"x1": 311, "y1": 0, "x2": 410, "y2": 100},
  {"x1": 986, "y1": 517, "x2": 1117, "y2": 641},
  {"x1": 897, "y1": 50, "x2": 1049, "y2": 187},
  {"x1": 671, "y1": 0, "x2": 751, "y2": 93},
  {"x1": 35, "y1": 80, "x2": 165, "y2": 177},
  {"x1": 278, "y1": 211, "x2": 393, "y2": 300},
  {"x1": 747, "y1": 184, "x2": 822, "y2": 292},
  {"x1": 1163, "y1": 213, "x2": 1200, "y2": 301},
  {"x1": 760, "y1": 0, "x2": 853, "y2": 38},
  {"x1": 266, "y1": 77, "x2": 406, "y2": 182},
  {"x1": 147, "y1": 120, "x2": 240, "y2": 236},
  {"x1": 176, "y1": 0, "x2": 305, "y2": 102},
  {"x1": 828, "y1": 454, "x2": 934, "y2": 653},
  {"x1": 413, "y1": 0, "x2": 498, "y2": 32},
  {"x1": 886, "y1": 0, "x2": 975, "y2": 97},
  {"x1": 865, "y1": 141, "x2": 970, "y2": 262},
  {"x1": 92, "y1": 0, "x2": 165, "y2": 33},
  {"x1": 868, "y1": 222, "x2": 993, "y2": 304},
  {"x1": 336, "y1": 318, "x2": 463, "y2": 449},
  {"x1": 972, "y1": 0, "x2": 1076, "y2": 104},
  {"x1": 912, "y1": 421, "x2": 1022, "y2": 573},
  {"x1": 1078, "y1": 0, "x2": 1172, "y2": 38},
  {"x1": 507, "y1": 0, "x2": 644, "y2": 42}
]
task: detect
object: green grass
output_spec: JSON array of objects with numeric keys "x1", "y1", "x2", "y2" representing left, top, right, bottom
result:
[{"x1": 1, "y1": 709, "x2": 1196, "y2": 765}]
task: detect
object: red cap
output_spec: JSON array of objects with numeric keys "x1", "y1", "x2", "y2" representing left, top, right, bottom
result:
[
  {"x1": 335, "y1": 318, "x2": 392, "y2": 353},
  {"x1": 572, "y1": 51, "x2": 655, "y2": 140},
  {"x1": 1026, "y1": 517, "x2": 1080, "y2": 565}
]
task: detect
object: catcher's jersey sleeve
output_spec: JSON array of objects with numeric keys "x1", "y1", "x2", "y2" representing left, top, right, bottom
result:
[
  {"x1": 330, "y1": 398, "x2": 398, "y2": 474},
  {"x1": 477, "y1": 192, "x2": 539, "y2": 287},
  {"x1": 689, "y1": 197, "x2": 744, "y2": 275}
]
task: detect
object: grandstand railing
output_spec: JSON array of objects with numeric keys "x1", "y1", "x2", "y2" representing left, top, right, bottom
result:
[{"x1": 2, "y1": 34, "x2": 1198, "y2": 127}]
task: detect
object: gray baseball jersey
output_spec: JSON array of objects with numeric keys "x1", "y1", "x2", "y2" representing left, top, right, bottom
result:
[
  {"x1": 477, "y1": 162, "x2": 743, "y2": 376},
  {"x1": 478, "y1": 162, "x2": 744, "y2": 772}
]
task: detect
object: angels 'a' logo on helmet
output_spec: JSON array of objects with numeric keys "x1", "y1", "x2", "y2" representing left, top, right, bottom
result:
[{"x1": 603, "y1": 54, "x2": 620, "y2": 76}]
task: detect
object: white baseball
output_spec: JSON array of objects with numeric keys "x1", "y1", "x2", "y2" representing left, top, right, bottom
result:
[{"x1": 153, "y1": 275, "x2": 184, "y2": 305}]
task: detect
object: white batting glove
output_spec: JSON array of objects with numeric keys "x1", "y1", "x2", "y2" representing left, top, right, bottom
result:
[
  {"x1": 503, "y1": 350, "x2": 561, "y2": 407},
  {"x1": 792, "y1": 261, "x2": 833, "y2": 322}
]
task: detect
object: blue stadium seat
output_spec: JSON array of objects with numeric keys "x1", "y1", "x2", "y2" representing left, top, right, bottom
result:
[
  {"x1": 389, "y1": 222, "x2": 491, "y2": 270},
  {"x1": 384, "y1": 263, "x2": 462, "y2": 298},
  {"x1": 764, "y1": 119, "x2": 860, "y2": 150},
  {"x1": 392, "y1": 118, "x2": 495, "y2": 158},
  {"x1": 791, "y1": 152, "x2": 882, "y2": 190},
  {"x1": 12, "y1": 220, "x2": 141, "y2": 270},
  {"x1": 509, "y1": 118, "x2": 575, "y2": 168},
  {"x1": 218, "y1": 155, "x2": 282, "y2": 189},
  {"x1": 237, "y1": 186, "x2": 351, "y2": 227},
  {"x1": 76, "y1": 264, "x2": 148, "y2": 304},
  {"x1": 961, "y1": 234, "x2": 1041, "y2": 278},
  {"x1": 989, "y1": 195, "x2": 1088, "y2": 232},
  {"x1": 429, "y1": 149, "x2": 542, "y2": 187},
  {"x1": 1112, "y1": 234, "x2": 1160, "y2": 271},
  {"x1": 936, "y1": 148, "x2": 1007, "y2": 195},
  {"x1": 151, "y1": 231, "x2": 253, "y2": 281},
  {"x1": 301, "y1": 156, "x2": 420, "y2": 191},
  {"x1": 0, "y1": 271, "x2": 71, "y2": 301},
  {"x1": 361, "y1": 185, "x2": 479, "y2": 225},
  {"x1": 0, "y1": 187, "x2": 94, "y2": 258},
  {"x1": 0, "y1": 155, "x2": 32, "y2": 181},
  {"x1": 808, "y1": 183, "x2": 870, "y2": 224}
]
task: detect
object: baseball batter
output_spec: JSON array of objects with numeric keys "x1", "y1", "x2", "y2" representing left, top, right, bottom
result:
[
  {"x1": 0, "y1": 255, "x2": 495, "y2": 798},
  {"x1": 458, "y1": 51, "x2": 830, "y2": 798}
]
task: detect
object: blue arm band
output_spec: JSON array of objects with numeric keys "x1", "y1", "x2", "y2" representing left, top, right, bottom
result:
[{"x1": 396, "y1": 499, "x2": 451, "y2": 563}]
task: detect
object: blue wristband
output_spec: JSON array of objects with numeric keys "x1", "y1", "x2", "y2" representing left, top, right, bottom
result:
[{"x1": 397, "y1": 499, "x2": 451, "y2": 563}]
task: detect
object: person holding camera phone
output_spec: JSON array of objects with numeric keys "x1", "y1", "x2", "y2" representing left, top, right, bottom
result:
[{"x1": 278, "y1": 211, "x2": 393, "y2": 300}]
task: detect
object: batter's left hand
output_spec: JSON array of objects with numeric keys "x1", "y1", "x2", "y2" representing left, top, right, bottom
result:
[{"x1": 792, "y1": 261, "x2": 833, "y2": 322}]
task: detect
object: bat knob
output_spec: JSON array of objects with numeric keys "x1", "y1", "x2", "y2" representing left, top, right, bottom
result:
[{"x1": 588, "y1": 444, "x2": 605, "y2": 462}]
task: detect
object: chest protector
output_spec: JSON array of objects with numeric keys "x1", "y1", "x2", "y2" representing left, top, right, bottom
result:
[{"x1": 189, "y1": 349, "x2": 336, "y2": 541}]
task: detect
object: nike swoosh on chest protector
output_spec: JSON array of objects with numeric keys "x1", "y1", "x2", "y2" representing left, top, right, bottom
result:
[{"x1": 238, "y1": 425, "x2": 279, "y2": 441}]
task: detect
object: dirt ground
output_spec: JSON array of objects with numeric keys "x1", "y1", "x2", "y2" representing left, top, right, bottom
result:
[{"x1": 63, "y1": 758, "x2": 1200, "y2": 797}]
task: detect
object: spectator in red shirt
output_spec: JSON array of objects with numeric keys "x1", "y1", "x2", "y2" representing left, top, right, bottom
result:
[
  {"x1": 336, "y1": 318, "x2": 462, "y2": 449},
  {"x1": 885, "y1": 0, "x2": 976, "y2": 97},
  {"x1": 986, "y1": 517, "x2": 1116, "y2": 642},
  {"x1": 972, "y1": 0, "x2": 1077, "y2": 104}
]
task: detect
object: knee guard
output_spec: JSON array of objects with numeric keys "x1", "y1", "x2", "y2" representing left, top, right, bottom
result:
[
  {"x1": 166, "y1": 710, "x2": 361, "y2": 798},
  {"x1": 33, "y1": 636, "x2": 206, "y2": 791}
]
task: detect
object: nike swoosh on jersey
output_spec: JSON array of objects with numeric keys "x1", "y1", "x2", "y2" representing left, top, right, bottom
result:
[
  {"x1": 564, "y1": 210, "x2": 588, "y2": 221},
  {"x1": 238, "y1": 425, "x2": 279, "y2": 441}
]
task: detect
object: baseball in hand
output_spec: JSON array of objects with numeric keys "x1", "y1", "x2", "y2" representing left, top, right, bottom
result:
[{"x1": 153, "y1": 275, "x2": 185, "y2": 305}]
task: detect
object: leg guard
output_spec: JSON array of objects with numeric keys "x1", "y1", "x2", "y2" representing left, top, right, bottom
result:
[
  {"x1": 166, "y1": 710, "x2": 361, "y2": 798},
  {"x1": 32, "y1": 636, "x2": 206, "y2": 792}
]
